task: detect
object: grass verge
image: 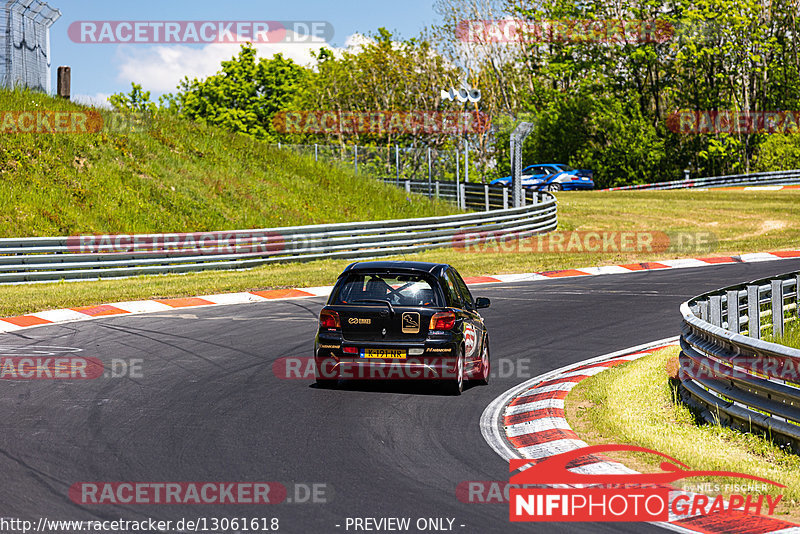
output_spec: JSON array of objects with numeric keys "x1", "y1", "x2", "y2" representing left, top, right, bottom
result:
[
  {"x1": 766, "y1": 320, "x2": 800, "y2": 350},
  {"x1": 566, "y1": 347, "x2": 800, "y2": 520}
]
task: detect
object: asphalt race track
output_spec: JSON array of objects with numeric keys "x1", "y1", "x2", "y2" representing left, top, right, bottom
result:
[{"x1": 3, "y1": 259, "x2": 800, "y2": 534}]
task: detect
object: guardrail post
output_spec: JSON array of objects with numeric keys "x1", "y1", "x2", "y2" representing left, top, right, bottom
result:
[
  {"x1": 772, "y1": 279, "x2": 784, "y2": 338},
  {"x1": 354, "y1": 146, "x2": 358, "y2": 174},
  {"x1": 484, "y1": 184, "x2": 489, "y2": 211},
  {"x1": 405, "y1": 180, "x2": 411, "y2": 194},
  {"x1": 427, "y1": 147, "x2": 433, "y2": 199},
  {"x1": 464, "y1": 140, "x2": 469, "y2": 184},
  {"x1": 503, "y1": 188, "x2": 508, "y2": 210},
  {"x1": 747, "y1": 285, "x2": 760, "y2": 339},
  {"x1": 455, "y1": 145, "x2": 460, "y2": 207},
  {"x1": 699, "y1": 300, "x2": 709, "y2": 322},
  {"x1": 709, "y1": 295, "x2": 722, "y2": 327},
  {"x1": 459, "y1": 183, "x2": 466, "y2": 210},
  {"x1": 57, "y1": 66, "x2": 71, "y2": 99},
  {"x1": 796, "y1": 274, "x2": 800, "y2": 320},
  {"x1": 395, "y1": 145, "x2": 400, "y2": 185},
  {"x1": 435, "y1": 180, "x2": 440, "y2": 199},
  {"x1": 532, "y1": 192, "x2": 539, "y2": 205},
  {"x1": 726, "y1": 290, "x2": 740, "y2": 333}
]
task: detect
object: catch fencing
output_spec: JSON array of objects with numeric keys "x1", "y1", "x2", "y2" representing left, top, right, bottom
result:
[
  {"x1": 0, "y1": 0, "x2": 61, "y2": 92},
  {"x1": 273, "y1": 142, "x2": 485, "y2": 187}
]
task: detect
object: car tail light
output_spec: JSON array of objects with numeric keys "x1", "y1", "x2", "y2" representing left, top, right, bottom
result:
[
  {"x1": 430, "y1": 311, "x2": 456, "y2": 331},
  {"x1": 319, "y1": 309, "x2": 341, "y2": 329},
  {"x1": 342, "y1": 346, "x2": 358, "y2": 354}
]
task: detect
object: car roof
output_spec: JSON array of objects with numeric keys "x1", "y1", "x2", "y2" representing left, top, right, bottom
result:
[
  {"x1": 524, "y1": 164, "x2": 561, "y2": 170},
  {"x1": 341, "y1": 261, "x2": 449, "y2": 276}
]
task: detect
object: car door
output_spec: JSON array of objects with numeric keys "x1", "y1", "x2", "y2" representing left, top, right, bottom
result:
[{"x1": 448, "y1": 268, "x2": 487, "y2": 370}]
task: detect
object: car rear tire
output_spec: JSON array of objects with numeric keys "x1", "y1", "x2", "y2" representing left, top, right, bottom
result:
[
  {"x1": 474, "y1": 342, "x2": 490, "y2": 386},
  {"x1": 547, "y1": 183, "x2": 562, "y2": 191},
  {"x1": 444, "y1": 349, "x2": 464, "y2": 396}
]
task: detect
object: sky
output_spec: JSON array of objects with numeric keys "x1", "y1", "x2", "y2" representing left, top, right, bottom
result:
[{"x1": 48, "y1": 0, "x2": 440, "y2": 107}]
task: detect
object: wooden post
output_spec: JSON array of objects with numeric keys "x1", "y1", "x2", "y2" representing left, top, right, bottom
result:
[{"x1": 57, "y1": 66, "x2": 71, "y2": 99}]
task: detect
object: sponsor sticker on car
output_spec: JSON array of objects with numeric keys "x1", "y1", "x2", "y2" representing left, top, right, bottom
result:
[
  {"x1": 402, "y1": 312, "x2": 420, "y2": 334},
  {"x1": 464, "y1": 323, "x2": 477, "y2": 357}
]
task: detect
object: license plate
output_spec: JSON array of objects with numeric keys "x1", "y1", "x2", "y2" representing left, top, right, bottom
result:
[{"x1": 361, "y1": 348, "x2": 407, "y2": 359}]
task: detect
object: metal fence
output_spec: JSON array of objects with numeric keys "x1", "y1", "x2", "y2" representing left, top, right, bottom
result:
[
  {"x1": 0, "y1": 0, "x2": 60, "y2": 93},
  {"x1": 679, "y1": 270, "x2": 800, "y2": 451},
  {"x1": 383, "y1": 178, "x2": 545, "y2": 211},
  {"x1": 603, "y1": 169, "x2": 800, "y2": 191},
  {"x1": 0, "y1": 198, "x2": 557, "y2": 284},
  {"x1": 272, "y1": 142, "x2": 488, "y2": 188}
]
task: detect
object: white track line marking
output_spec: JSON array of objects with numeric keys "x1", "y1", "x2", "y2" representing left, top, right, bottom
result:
[
  {"x1": 505, "y1": 417, "x2": 573, "y2": 437},
  {"x1": 504, "y1": 398, "x2": 565, "y2": 415}
]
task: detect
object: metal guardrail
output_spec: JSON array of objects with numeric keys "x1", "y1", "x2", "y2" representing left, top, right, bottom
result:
[
  {"x1": 379, "y1": 178, "x2": 543, "y2": 211},
  {"x1": 679, "y1": 271, "x2": 800, "y2": 451},
  {"x1": 604, "y1": 169, "x2": 800, "y2": 191},
  {"x1": 0, "y1": 196, "x2": 557, "y2": 284}
]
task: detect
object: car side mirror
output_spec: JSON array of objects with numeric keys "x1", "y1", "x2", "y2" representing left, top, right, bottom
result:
[{"x1": 475, "y1": 297, "x2": 491, "y2": 309}]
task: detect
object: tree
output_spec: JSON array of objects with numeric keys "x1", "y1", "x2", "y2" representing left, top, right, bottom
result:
[
  {"x1": 108, "y1": 83, "x2": 158, "y2": 113},
  {"x1": 174, "y1": 44, "x2": 306, "y2": 142},
  {"x1": 293, "y1": 28, "x2": 464, "y2": 149}
]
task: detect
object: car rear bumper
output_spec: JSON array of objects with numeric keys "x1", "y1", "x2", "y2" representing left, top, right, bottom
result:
[
  {"x1": 314, "y1": 341, "x2": 460, "y2": 380},
  {"x1": 316, "y1": 358, "x2": 460, "y2": 380}
]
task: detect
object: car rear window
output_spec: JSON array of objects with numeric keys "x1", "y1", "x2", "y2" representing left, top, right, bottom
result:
[{"x1": 331, "y1": 272, "x2": 442, "y2": 307}]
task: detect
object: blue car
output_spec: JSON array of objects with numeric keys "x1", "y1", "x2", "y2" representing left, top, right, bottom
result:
[{"x1": 490, "y1": 164, "x2": 594, "y2": 191}]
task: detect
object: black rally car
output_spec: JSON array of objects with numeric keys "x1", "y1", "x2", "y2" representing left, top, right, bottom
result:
[{"x1": 314, "y1": 261, "x2": 491, "y2": 395}]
